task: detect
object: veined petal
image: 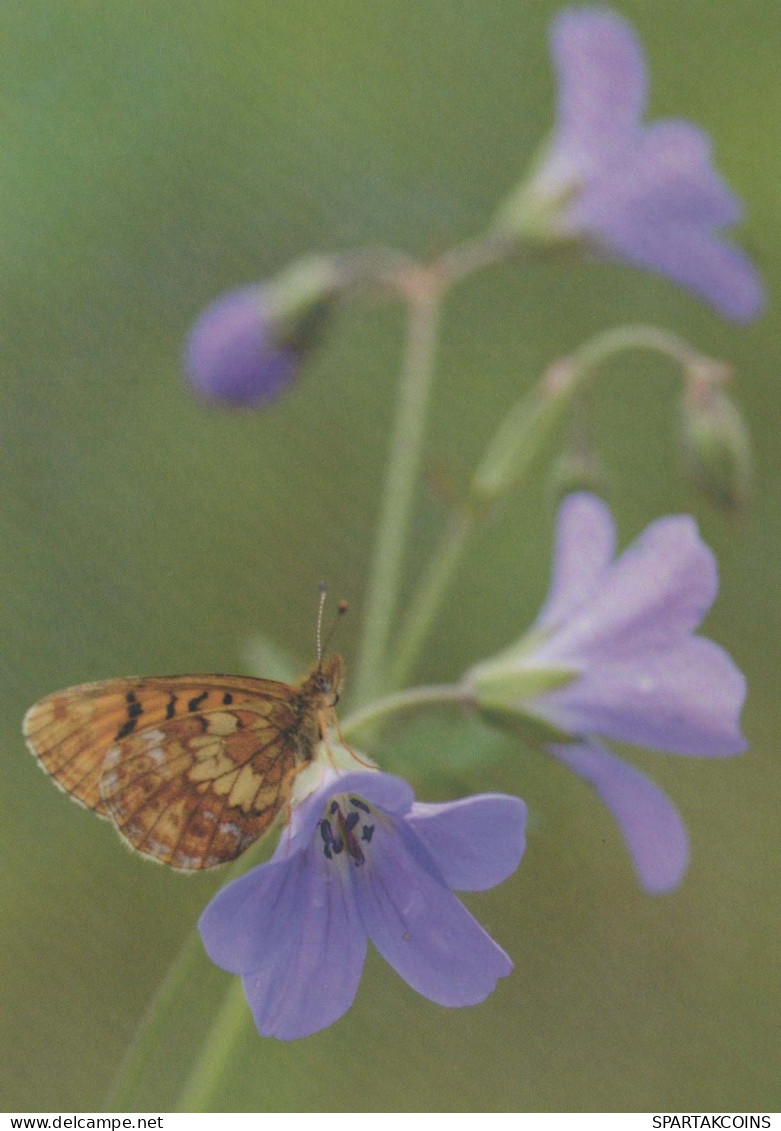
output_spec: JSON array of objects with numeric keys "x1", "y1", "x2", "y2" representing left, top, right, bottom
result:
[
  {"x1": 536, "y1": 492, "x2": 616, "y2": 630},
  {"x1": 534, "y1": 514, "x2": 719, "y2": 663},
  {"x1": 550, "y1": 739, "x2": 689, "y2": 893},
  {"x1": 358, "y1": 820, "x2": 513, "y2": 1006},
  {"x1": 407, "y1": 794, "x2": 527, "y2": 891},
  {"x1": 200, "y1": 847, "x2": 366, "y2": 1040},
  {"x1": 199, "y1": 770, "x2": 524, "y2": 1038},
  {"x1": 535, "y1": 636, "x2": 747, "y2": 756},
  {"x1": 241, "y1": 851, "x2": 367, "y2": 1040},
  {"x1": 199, "y1": 853, "x2": 307, "y2": 974}
]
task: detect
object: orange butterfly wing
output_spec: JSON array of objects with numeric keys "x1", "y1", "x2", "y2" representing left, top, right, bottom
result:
[{"x1": 23, "y1": 675, "x2": 308, "y2": 870}]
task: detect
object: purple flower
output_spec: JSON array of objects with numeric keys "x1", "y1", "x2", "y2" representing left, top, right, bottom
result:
[
  {"x1": 500, "y1": 7, "x2": 764, "y2": 322},
  {"x1": 184, "y1": 286, "x2": 301, "y2": 406},
  {"x1": 466, "y1": 492, "x2": 746, "y2": 892},
  {"x1": 199, "y1": 770, "x2": 526, "y2": 1040}
]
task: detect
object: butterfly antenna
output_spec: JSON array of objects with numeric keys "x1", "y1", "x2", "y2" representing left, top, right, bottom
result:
[
  {"x1": 316, "y1": 581, "x2": 348, "y2": 667},
  {"x1": 316, "y1": 581, "x2": 328, "y2": 664}
]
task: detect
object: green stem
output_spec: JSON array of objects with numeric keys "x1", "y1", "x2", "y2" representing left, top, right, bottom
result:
[
  {"x1": 568, "y1": 324, "x2": 705, "y2": 375},
  {"x1": 378, "y1": 325, "x2": 693, "y2": 694},
  {"x1": 105, "y1": 841, "x2": 265, "y2": 1111},
  {"x1": 105, "y1": 930, "x2": 205, "y2": 1111},
  {"x1": 434, "y1": 231, "x2": 521, "y2": 286},
  {"x1": 354, "y1": 282, "x2": 443, "y2": 707},
  {"x1": 386, "y1": 507, "x2": 477, "y2": 691},
  {"x1": 173, "y1": 977, "x2": 250, "y2": 1113},
  {"x1": 342, "y1": 680, "x2": 470, "y2": 739}
]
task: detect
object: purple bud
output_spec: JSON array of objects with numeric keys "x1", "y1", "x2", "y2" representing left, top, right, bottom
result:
[
  {"x1": 184, "y1": 286, "x2": 300, "y2": 406},
  {"x1": 185, "y1": 256, "x2": 340, "y2": 407}
]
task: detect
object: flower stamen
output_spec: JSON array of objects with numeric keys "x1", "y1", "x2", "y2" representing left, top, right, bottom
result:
[{"x1": 319, "y1": 795, "x2": 376, "y2": 867}]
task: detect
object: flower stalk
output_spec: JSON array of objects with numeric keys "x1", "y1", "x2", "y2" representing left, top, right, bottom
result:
[{"x1": 354, "y1": 275, "x2": 444, "y2": 707}]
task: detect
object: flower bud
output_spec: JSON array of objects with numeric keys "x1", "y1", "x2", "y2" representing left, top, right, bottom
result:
[
  {"x1": 470, "y1": 359, "x2": 577, "y2": 505},
  {"x1": 680, "y1": 379, "x2": 752, "y2": 512},
  {"x1": 185, "y1": 255, "x2": 340, "y2": 406}
]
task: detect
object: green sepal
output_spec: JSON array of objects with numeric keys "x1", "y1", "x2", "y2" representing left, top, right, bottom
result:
[
  {"x1": 475, "y1": 702, "x2": 575, "y2": 749},
  {"x1": 471, "y1": 664, "x2": 576, "y2": 706},
  {"x1": 680, "y1": 384, "x2": 752, "y2": 513},
  {"x1": 471, "y1": 377, "x2": 574, "y2": 504},
  {"x1": 265, "y1": 254, "x2": 342, "y2": 354},
  {"x1": 490, "y1": 136, "x2": 580, "y2": 245}
]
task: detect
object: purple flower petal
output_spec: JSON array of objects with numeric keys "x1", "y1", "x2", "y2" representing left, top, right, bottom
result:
[
  {"x1": 537, "y1": 6, "x2": 765, "y2": 321},
  {"x1": 185, "y1": 285, "x2": 300, "y2": 406},
  {"x1": 521, "y1": 497, "x2": 748, "y2": 756},
  {"x1": 585, "y1": 120, "x2": 744, "y2": 229},
  {"x1": 286, "y1": 770, "x2": 415, "y2": 852},
  {"x1": 240, "y1": 855, "x2": 366, "y2": 1041},
  {"x1": 551, "y1": 739, "x2": 689, "y2": 893},
  {"x1": 358, "y1": 819, "x2": 513, "y2": 1006},
  {"x1": 575, "y1": 122, "x2": 763, "y2": 322},
  {"x1": 537, "y1": 491, "x2": 616, "y2": 631},
  {"x1": 536, "y1": 636, "x2": 746, "y2": 756},
  {"x1": 199, "y1": 854, "x2": 306, "y2": 975},
  {"x1": 552, "y1": 7, "x2": 647, "y2": 162},
  {"x1": 582, "y1": 194, "x2": 765, "y2": 324},
  {"x1": 200, "y1": 771, "x2": 522, "y2": 1038},
  {"x1": 199, "y1": 848, "x2": 366, "y2": 1040},
  {"x1": 467, "y1": 491, "x2": 748, "y2": 890},
  {"x1": 407, "y1": 794, "x2": 527, "y2": 891},
  {"x1": 534, "y1": 512, "x2": 718, "y2": 659}
]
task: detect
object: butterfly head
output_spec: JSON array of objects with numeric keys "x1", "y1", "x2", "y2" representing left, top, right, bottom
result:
[{"x1": 310, "y1": 652, "x2": 344, "y2": 707}]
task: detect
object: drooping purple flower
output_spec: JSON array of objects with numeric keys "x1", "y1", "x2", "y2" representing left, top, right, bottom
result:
[
  {"x1": 184, "y1": 285, "x2": 301, "y2": 406},
  {"x1": 466, "y1": 492, "x2": 747, "y2": 892},
  {"x1": 199, "y1": 770, "x2": 526, "y2": 1040},
  {"x1": 499, "y1": 7, "x2": 764, "y2": 322}
]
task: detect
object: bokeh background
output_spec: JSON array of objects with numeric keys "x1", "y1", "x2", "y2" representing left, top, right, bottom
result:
[{"x1": 2, "y1": 0, "x2": 780, "y2": 1113}]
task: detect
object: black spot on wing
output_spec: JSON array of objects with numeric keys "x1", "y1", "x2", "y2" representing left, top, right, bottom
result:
[{"x1": 116, "y1": 691, "x2": 144, "y2": 739}]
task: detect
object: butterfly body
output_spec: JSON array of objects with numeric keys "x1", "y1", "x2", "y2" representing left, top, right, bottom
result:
[{"x1": 23, "y1": 654, "x2": 344, "y2": 870}]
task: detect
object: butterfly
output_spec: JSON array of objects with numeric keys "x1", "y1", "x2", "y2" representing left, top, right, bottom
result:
[{"x1": 23, "y1": 650, "x2": 345, "y2": 871}]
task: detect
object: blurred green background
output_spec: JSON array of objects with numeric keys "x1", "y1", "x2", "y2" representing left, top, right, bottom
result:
[{"x1": 3, "y1": 0, "x2": 780, "y2": 1113}]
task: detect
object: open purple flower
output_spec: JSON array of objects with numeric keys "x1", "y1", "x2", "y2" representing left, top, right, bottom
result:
[
  {"x1": 199, "y1": 770, "x2": 526, "y2": 1040},
  {"x1": 466, "y1": 492, "x2": 747, "y2": 893},
  {"x1": 496, "y1": 7, "x2": 764, "y2": 322}
]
